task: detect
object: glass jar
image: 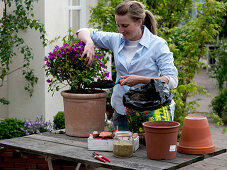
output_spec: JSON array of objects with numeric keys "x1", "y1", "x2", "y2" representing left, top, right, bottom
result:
[{"x1": 113, "y1": 131, "x2": 133, "y2": 158}]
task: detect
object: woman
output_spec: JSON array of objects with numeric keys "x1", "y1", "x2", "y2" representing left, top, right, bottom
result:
[{"x1": 77, "y1": 0, "x2": 178, "y2": 131}]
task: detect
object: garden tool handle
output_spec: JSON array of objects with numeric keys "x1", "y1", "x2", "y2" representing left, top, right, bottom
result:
[
  {"x1": 101, "y1": 155, "x2": 111, "y2": 162},
  {"x1": 115, "y1": 78, "x2": 126, "y2": 85}
]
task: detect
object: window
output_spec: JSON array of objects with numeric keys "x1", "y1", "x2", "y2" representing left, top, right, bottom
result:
[{"x1": 69, "y1": 0, "x2": 86, "y2": 32}]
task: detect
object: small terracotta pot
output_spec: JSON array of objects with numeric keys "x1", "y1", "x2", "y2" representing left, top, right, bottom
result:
[
  {"x1": 177, "y1": 116, "x2": 215, "y2": 154},
  {"x1": 143, "y1": 121, "x2": 180, "y2": 160}
]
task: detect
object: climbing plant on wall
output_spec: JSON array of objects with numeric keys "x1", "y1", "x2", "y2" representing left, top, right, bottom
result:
[{"x1": 0, "y1": 0, "x2": 47, "y2": 105}]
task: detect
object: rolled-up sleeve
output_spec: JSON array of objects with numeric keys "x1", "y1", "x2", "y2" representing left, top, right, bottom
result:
[
  {"x1": 163, "y1": 75, "x2": 178, "y2": 89},
  {"x1": 76, "y1": 28, "x2": 90, "y2": 35},
  {"x1": 90, "y1": 29, "x2": 120, "y2": 51}
]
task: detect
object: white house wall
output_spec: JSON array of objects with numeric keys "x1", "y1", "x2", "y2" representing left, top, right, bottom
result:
[
  {"x1": 7, "y1": 0, "x2": 46, "y2": 121},
  {"x1": 44, "y1": 0, "x2": 69, "y2": 122},
  {"x1": 1, "y1": 0, "x2": 101, "y2": 122},
  {"x1": 44, "y1": 0, "x2": 99, "y2": 122},
  {"x1": 0, "y1": 1, "x2": 9, "y2": 120},
  {"x1": 6, "y1": 0, "x2": 69, "y2": 122}
]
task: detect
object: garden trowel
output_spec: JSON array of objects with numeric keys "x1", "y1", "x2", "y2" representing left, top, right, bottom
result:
[{"x1": 89, "y1": 79, "x2": 125, "y2": 89}]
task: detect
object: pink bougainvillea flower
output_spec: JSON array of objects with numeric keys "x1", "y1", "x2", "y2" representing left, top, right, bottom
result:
[
  {"x1": 104, "y1": 72, "x2": 110, "y2": 77},
  {"x1": 99, "y1": 54, "x2": 104, "y2": 60},
  {"x1": 99, "y1": 62, "x2": 107, "y2": 69}
]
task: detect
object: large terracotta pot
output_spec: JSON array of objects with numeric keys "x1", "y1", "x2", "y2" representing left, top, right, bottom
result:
[
  {"x1": 61, "y1": 90, "x2": 108, "y2": 137},
  {"x1": 143, "y1": 121, "x2": 180, "y2": 160},
  {"x1": 177, "y1": 116, "x2": 215, "y2": 154}
]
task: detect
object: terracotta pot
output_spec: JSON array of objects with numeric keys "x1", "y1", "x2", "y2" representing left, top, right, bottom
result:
[
  {"x1": 143, "y1": 121, "x2": 180, "y2": 160},
  {"x1": 61, "y1": 90, "x2": 108, "y2": 137},
  {"x1": 177, "y1": 116, "x2": 215, "y2": 154}
]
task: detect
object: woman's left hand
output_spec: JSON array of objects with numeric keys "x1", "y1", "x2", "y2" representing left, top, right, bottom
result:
[
  {"x1": 120, "y1": 75, "x2": 149, "y2": 87},
  {"x1": 120, "y1": 75, "x2": 169, "y2": 87}
]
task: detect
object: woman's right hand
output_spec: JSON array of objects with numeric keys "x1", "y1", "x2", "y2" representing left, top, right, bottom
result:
[
  {"x1": 82, "y1": 41, "x2": 95, "y2": 67},
  {"x1": 77, "y1": 29, "x2": 95, "y2": 67}
]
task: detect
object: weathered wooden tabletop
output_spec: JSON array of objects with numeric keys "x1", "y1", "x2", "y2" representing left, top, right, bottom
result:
[{"x1": 0, "y1": 132, "x2": 225, "y2": 170}]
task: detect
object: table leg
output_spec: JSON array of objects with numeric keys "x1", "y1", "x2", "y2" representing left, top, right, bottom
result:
[
  {"x1": 75, "y1": 163, "x2": 81, "y2": 170},
  {"x1": 45, "y1": 155, "x2": 53, "y2": 170}
]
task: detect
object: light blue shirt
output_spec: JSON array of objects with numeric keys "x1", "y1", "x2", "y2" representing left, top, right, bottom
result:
[{"x1": 90, "y1": 26, "x2": 178, "y2": 115}]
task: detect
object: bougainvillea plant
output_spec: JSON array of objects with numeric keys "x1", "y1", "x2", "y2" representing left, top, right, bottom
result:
[{"x1": 44, "y1": 38, "x2": 109, "y2": 94}]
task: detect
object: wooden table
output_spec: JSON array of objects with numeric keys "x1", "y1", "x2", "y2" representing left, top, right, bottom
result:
[{"x1": 0, "y1": 132, "x2": 226, "y2": 170}]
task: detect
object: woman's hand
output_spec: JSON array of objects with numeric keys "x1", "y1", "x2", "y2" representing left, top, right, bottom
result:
[
  {"x1": 82, "y1": 41, "x2": 95, "y2": 67},
  {"x1": 120, "y1": 75, "x2": 169, "y2": 87},
  {"x1": 120, "y1": 75, "x2": 150, "y2": 87},
  {"x1": 77, "y1": 29, "x2": 95, "y2": 67}
]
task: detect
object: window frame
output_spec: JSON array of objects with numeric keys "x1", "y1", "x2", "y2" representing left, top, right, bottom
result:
[{"x1": 69, "y1": 0, "x2": 86, "y2": 30}]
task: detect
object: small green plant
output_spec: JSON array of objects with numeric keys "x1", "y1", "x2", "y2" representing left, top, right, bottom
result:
[
  {"x1": 21, "y1": 115, "x2": 53, "y2": 135},
  {"x1": 211, "y1": 113, "x2": 224, "y2": 126},
  {"x1": 211, "y1": 87, "x2": 227, "y2": 119},
  {"x1": 222, "y1": 128, "x2": 227, "y2": 134},
  {"x1": 0, "y1": 118, "x2": 25, "y2": 140},
  {"x1": 53, "y1": 111, "x2": 65, "y2": 130}
]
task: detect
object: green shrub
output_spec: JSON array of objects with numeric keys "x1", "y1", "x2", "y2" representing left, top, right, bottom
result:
[
  {"x1": 53, "y1": 111, "x2": 65, "y2": 130},
  {"x1": 0, "y1": 118, "x2": 25, "y2": 140},
  {"x1": 211, "y1": 87, "x2": 227, "y2": 119},
  {"x1": 210, "y1": 38, "x2": 227, "y2": 90}
]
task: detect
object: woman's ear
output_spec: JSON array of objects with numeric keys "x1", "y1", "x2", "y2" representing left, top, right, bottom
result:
[{"x1": 137, "y1": 19, "x2": 143, "y2": 26}]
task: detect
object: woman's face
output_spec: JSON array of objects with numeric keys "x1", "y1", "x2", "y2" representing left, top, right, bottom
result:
[{"x1": 115, "y1": 14, "x2": 142, "y2": 41}]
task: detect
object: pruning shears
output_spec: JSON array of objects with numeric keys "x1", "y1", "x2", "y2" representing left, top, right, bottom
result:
[{"x1": 92, "y1": 152, "x2": 111, "y2": 163}]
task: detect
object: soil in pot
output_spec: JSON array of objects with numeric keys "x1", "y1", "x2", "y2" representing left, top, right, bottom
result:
[{"x1": 89, "y1": 80, "x2": 115, "y2": 89}]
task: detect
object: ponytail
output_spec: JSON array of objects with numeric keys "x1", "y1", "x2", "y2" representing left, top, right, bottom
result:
[{"x1": 144, "y1": 10, "x2": 157, "y2": 35}]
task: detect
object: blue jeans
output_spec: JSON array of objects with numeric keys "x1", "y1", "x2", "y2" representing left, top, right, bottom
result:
[{"x1": 113, "y1": 111, "x2": 129, "y2": 131}]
